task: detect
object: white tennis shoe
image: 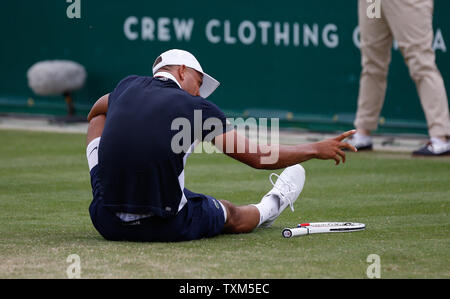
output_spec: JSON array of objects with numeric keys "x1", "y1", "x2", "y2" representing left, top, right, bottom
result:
[{"x1": 259, "y1": 164, "x2": 306, "y2": 228}]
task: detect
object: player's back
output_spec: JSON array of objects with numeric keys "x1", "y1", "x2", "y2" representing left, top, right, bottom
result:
[{"x1": 98, "y1": 75, "x2": 202, "y2": 217}]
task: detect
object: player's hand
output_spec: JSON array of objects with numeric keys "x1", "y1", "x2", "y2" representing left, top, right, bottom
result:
[{"x1": 312, "y1": 130, "x2": 357, "y2": 165}]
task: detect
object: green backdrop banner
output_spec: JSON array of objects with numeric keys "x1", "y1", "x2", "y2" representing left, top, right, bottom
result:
[{"x1": 1, "y1": 0, "x2": 449, "y2": 133}]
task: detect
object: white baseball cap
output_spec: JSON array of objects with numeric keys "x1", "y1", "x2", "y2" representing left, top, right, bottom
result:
[{"x1": 152, "y1": 49, "x2": 220, "y2": 98}]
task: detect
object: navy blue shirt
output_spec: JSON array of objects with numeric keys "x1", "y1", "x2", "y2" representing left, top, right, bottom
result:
[{"x1": 98, "y1": 75, "x2": 229, "y2": 217}]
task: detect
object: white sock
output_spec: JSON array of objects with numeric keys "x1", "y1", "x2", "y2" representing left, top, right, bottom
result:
[
  {"x1": 354, "y1": 132, "x2": 372, "y2": 143},
  {"x1": 252, "y1": 194, "x2": 280, "y2": 227},
  {"x1": 430, "y1": 137, "x2": 449, "y2": 147},
  {"x1": 429, "y1": 137, "x2": 450, "y2": 153},
  {"x1": 86, "y1": 137, "x2": 101, "y2": 171}
]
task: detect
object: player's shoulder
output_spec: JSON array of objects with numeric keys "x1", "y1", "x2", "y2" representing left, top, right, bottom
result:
[
  {"x1": 109, "y1": 75, "x2": 150, "y2": 102},
  {"x1": 111, "y1": 75, "x2": 140, "y2": 91},
  {"x1": 164, "y1": 88, "x2": 222, "y2": 114},
  {"x1": 116, "y1": 74, "x2": 147, "y2": 86},
  {"x1": 185, "y1": 94, "x2": 219, "y2": 111},
  {"x1": 163, "y1": 84, "x2": 202, "y2": 103}
]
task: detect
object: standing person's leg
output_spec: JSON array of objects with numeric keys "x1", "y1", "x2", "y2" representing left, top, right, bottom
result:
[
  {"x1": 383, "y1": 0, "x2": 450, "y2": 154},
  {"x1": 352, "y1": 0, "x2": 394, "y2": 149}
]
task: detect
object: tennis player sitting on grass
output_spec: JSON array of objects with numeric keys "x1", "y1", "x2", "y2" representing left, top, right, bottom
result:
[{"x1": 86, "y1": 49, "x2": 357, "y2": 242}]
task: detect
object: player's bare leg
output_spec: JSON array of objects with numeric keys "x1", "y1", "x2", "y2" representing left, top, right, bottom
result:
[
  {"x1": 219, "y1": 200, "x2": 260, "y2": 233},
  {"x1": 86, "y1": 114, "x2": 106, "y2": 145}
]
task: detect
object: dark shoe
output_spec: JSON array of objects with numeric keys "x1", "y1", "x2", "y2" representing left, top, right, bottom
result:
[
  {"x1": 353, "y1": 143, "x2": 373, "y2": 151},
  {"x1": 412, "y1": 141, "x2": 450, "y2": 156},
  {"x1": 346, "y1": 136, "x2": 373, "y2": 151}
]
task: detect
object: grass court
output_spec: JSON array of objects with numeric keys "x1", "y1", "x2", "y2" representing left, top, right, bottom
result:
[{"x1": 0, "y1": 129, "x2": 449, "y2": 278}]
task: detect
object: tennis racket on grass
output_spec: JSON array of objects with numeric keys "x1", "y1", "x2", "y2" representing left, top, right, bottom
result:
[{"x1": 282, "y1": 222, "x2": 366, "y2": 238}]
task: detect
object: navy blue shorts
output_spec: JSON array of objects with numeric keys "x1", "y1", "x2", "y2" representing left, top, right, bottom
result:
[{"x1": 88, "y1": 166, "x2": 226, "y2": 242}]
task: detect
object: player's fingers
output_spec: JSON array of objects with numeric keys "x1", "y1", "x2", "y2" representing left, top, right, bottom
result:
[
  {"x1": 337, "y1": 149, "x2": 346, "y2": 163},
  {"x1": 339, "y1": 141, "x2": 358, "y2": 152},
  {"x1": 335, "y1": 129, "x2": 357, "y2": 141},
  {"x1": 333, "y1": 155, "x2": 340, "y2": 165}
]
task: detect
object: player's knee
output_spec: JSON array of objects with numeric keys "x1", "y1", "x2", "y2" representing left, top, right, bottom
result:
[
  {"x1": 408, "y1": 60, "x2": 438, "y2": 83},
  {"x1": 360, "y1": 49, "x2": 391, "y2": 77},
  {"x1": 87, "y1": 114, "x2": 106, "y2": 145},
  {"x1": 361, "y1": 60, "x2": 389, "y2": 78},
  {"x1": 402, "y1": 49, "x2": 438, "y2": 82}
]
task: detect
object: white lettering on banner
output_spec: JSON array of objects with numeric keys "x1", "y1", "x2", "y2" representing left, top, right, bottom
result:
[
  {"x1": 322, "y1": 24, "x2": 339, "y2": 48},
  {"x1": 141, "y1": 17, "x2": 155, "y2": 41},
  {"x1": 123, "y1": 17, "x2": 447, "y2": 53},
  {"x1": 293, "y1": 23, "x2": 300, "y2": 46},
  {"x1": 158, "y1": 18, "x2": 171, "y2": 41},
  {"x1": 224, "y1": 20, "x2": 237, "y2": 44},
  {"x1": 352, "y1": 26, "x2": 360, "y2": 48},
  {"x1": 206, "y1": 19, "x2": 221, "y2": 43},
  {"x1": 303, "y1": 23, "x2": 319, "y2": 47},
  {"x1": 274, "y1": 22, "x2": 290, "y2": 46},
  {"x1": 123, "y1": 16, "x2": 194, "y2": 42},
  {"x1": 207, "y1": 20, "x2": 340, "y2": 48},
  {"x1": 124, "y1": 16, "x2": 139, "y2": 40},
  {"x1": 173, "y1": 18, "x2": 195, "y2": 41},
  {"x1": 434, "y1": 29, "x2": 447, "y2": 53},
  {"x1": 257, "y1": 21, "x2": 271, "y2": 45},
  {"x1": 393, "y1": 39, "x2": 399, "y2": 50},
  {"x1": 238, "y1": 21, "x2": 257, "y2": 45}
]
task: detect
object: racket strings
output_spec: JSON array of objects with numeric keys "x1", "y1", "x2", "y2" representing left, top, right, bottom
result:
[{"x1": 269, "y1": 173, "x2": 296, "y2": 212}]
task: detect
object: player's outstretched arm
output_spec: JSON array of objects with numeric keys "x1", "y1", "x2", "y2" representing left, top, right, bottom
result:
[{"x1": 214, "y1": 129, "x2": 357, "y2": 170}]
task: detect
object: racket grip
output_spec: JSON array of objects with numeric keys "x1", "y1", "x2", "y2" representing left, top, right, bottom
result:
[{"x1": 282, "y1": 227, "x2": 309, "y2": 238}]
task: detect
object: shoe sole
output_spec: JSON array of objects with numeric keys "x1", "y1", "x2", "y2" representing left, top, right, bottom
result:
[
  {"x1": 356, "y1": 145, "x2": 373, "y2": 151},
  {"x1": 412, "y1": 152, "x2": 450, "y2": 157},
  {"x1": 344, "y1": 145, "x2": 373, "y2": 151}
]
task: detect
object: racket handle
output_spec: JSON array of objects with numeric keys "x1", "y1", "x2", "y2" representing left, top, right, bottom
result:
[{"x1": 282, "y1": 227, "x2": 309, "y2": 238}]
